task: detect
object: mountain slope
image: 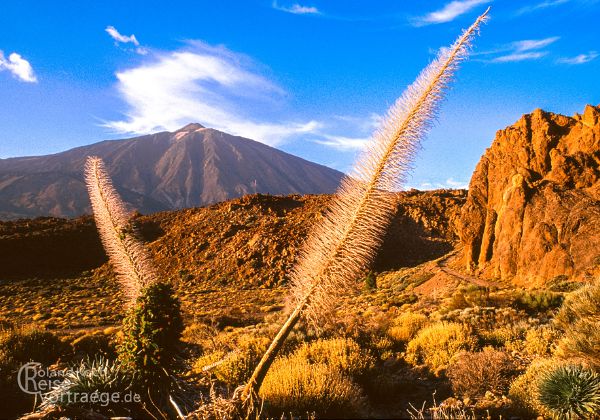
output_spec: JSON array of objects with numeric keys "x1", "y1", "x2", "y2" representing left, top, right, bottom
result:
[{"x1": 0, "y1": 124, "x2": 344, "y2": 219}]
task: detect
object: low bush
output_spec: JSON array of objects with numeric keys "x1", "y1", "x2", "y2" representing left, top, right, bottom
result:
[
  {"x1": 523, "y1": 325, "x2": 558, "y2": 357},
  {"x1": 260, "y1": 354, "x2": 366, "y2": 418},
  {"x1": 194, "y1": 334, "x2": 270, "y2": 386},
  {"x1": 294, "y1": 337, "x2": 375, "y2": 378},
  {"x1": 554, "y1": 283, "x2": 600, "y2": 369},
  {"x1": 516, "y1": 290, "x2": 563, "y2": 314},
  {"x1": 0, "y1": 325, "x2": 65, "y2": 368},
  {"x1": 387, "y1": 312, "x2": 429, "y2": 346},
  {"x1": 405, "y1": 321, "x2": 477, "y2": 374},
  {"x1": 538, "y1": 364, "x2": 600, "y2": 419},
  {"x1": 71, "y1": 332, "x2": 116, "y2": 358},
  {"x1": 446, "y1": 347, "x2": 517, "y2": 398}
]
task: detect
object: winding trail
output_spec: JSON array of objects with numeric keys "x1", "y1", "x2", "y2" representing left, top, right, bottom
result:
[{"x1": 434, "y1": 249, "x2": 502, "y2": 289}]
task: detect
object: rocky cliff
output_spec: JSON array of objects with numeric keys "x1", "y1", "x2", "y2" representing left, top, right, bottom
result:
[{"x1": 459, "y1": 105, "x2": 600, "y2": 285}]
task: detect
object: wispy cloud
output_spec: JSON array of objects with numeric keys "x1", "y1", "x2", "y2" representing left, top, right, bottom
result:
[
  {"x1": 515, "y1": 0, "x2": 570, "y2": 15},
  {"x1": 0, "y1": 51, "x2": 37, "y2": 83},
  {"x1": 105, "y1": 41, "x2": 321, "y2": 146},
  {"x1": 414, "y1": 0, "x2": 491, "y2": 26},
  {"x1": 478, "y1": 36, "x2": 559, "y2": 63},
  {"x1": 406, "y1": 178, "x2": 469, "y2": 190},
  {"x1": 314, "y1": 135, "x2": 370, "y2": 151},
  {"x1": 557, "y1": 51, "x2": 598, "y2": 65},
  {"x1": 105, "y1": 26, "x2": 147, "y2": 55},
  {"x1": 272, "y1": 1, "x2": 320, "y2": 15},
  {"x1": 492, "y1": 51, "x2": 548, "y2": 63}
]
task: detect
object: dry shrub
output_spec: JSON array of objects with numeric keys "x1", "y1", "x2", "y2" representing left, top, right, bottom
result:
[
  {"x1": 554, "y1": 283, "x2": 600, "y2": 369},
  {"x1": 294, "y1": 337, "x2": 375, "y2": 378},
  {"x1": 509, "y1": 357, "x2": 567, "y2": 418},
  {"x1": 446, "y1": 347, "x2": 517, "y2": 398},
  {"x1": 70, "y1": 331, "x2": 116, "y2": 358},
  {"x1": 523, "y1": 325, "x2": 559, "y2": 357},
  {"x1": 260, "y1": 354, "x2": 366, "y2": 418},
  {"x1": 405, "y1": 321, "x2": 476, "y2": 373},
  {"x1": 0, "y1": 325, "x2": 64, "y2": 368},
  {"x1": 387, "y1": 312, "x2": 429, "y2": 346},
  {"x1": 195, "y1": 335, "x2": 270, "y2": 386}
]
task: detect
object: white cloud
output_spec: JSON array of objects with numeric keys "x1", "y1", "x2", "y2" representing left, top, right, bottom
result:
[
  {"x1": 414, "y1": 0, "x2": 491, "y2": 26},
  {"x1": 272, "y1": 1, "x2": 320, "y2": 15},
  {"x1": 557, "y1": 51, "x2": 598, "y2": 65},
  {"x1": 105, "y1": 26, "x2": 148, "y2": 55},
  {"x1": 516, "y1": 0, "x2": 570, "y2": 15},
  {"x1": 480, "y1": 37, "x2": 559, "y2": 63},
  {"x1": 314, "y1": 135, "x2": 370, "y2": 151},
  {"x1": 105, "y1": 41, "x2": 321, "y2": 146},
  {"x1": 406, "y1": 178, "x2": 469, "y2": 190},
  {"x1": 0, "y1": 51, "x2": 37, "y2": 83},
  {"x1": 512, "y1": 37, "x2": 560, "y2": 52},
  {"x1": 492, "y1": 51, "x2": 548, "y2": 63},
  {"x1": 106, "y1": 26, "x2": 139, "y2": 46}
]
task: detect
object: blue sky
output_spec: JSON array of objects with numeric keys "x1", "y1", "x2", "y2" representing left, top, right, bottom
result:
[{"x1": 0, "y1": 0, "x2": 598, "y2": 189}]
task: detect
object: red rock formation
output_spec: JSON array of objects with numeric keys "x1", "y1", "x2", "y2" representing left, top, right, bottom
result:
[{"x1": 460, "y1": 105, "x2": 600, "y2": 286}]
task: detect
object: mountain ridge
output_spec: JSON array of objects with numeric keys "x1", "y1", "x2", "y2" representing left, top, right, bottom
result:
[{"x1": 0, "y1": 125, "x2": 344, "y2": 219}]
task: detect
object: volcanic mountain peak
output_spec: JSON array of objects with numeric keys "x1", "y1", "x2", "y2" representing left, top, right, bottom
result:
[{"x1": 0, "y1": 125, "x2": 344, "y2": 219}]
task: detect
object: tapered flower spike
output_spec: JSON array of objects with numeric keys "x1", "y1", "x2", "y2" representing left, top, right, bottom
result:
[
  {"x1": 85, "y1": 156, "x2": 158, "y2": 303},
  {"x1": 240, "y1": 8, "x2": 490, "y2": 402}
]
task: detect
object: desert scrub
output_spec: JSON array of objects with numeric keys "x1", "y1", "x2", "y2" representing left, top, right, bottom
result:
[
  {"x1": 0, "y1": 324, "x2": 64, "y2": 368},
  {"x1": 554, "y1": 283, "x2": 600, "y2": 369},
  {"x1": 194, "y1": 335, "x2": 270, "y2": 386},
  {"x1": 39, "y1": 356, "x2": 134, "y2": 412},
  {"x1": 70, "y1": 331, "x2": 117, "y2": 359},
  {"x1": 117, "y1": 282, "x2": 184, "y2": 384},
  {"x1": 516, "y1": 290, "x2": 563, "y2": 314},
  {"x1": 405, "y1": 321, "x2": 477, "y2": 374},
  {"x1": 387, "y1": 312, "x2": 429, "y2": 347},
  {"x1": 446, "y1": 347, "x2": 517, "y2": 399},
  {"x1": 259, "y1": 354, "x2": 366, "y2": 418},
  {"x1": 509, "y1": 357, "x2": 568, "y2": 418},
  {"x1": 294, "y1": 337, "x2": 375, "y2": 378},
  {"x1": 523, "y1": 325, "x2": 559, "y2": 357},
  {"x1": 538, "y1": 364, "x2": 600, "y2": 419}
]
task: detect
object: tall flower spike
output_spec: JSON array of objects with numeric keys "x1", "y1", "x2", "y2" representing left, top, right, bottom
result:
[
  {"x1": 241, "y1": 8, "x2": 490, "y2": 401},
  {"x1": 85, "y1": 156, "x2": 158, "y2": 303}
]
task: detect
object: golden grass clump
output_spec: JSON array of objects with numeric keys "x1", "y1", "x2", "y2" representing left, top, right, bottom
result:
[
  {"x1": 259, "y1": 355, "x2": 366, "y2": 418},
  {"x1": 387, "y1": 312, "x2": 429, "y2": 345},
  {"x1": 294, "y1": 337, "x2": 375, "y2": 378},
  {"x1": 523, "y1": 325, "x2": 559, "y2": 357},
  {"x1": 85, "y1": 156, "x2": 158, "y2": 303},
  {"x1": 405, "y1": 321, "x2": 477, "y2": 373},
  {"x1": 554, "y1": 283, "x2": 600, "y2": 369},
  {"x1": 195, "y1": 335, "x2": 270, "y2": 386}
]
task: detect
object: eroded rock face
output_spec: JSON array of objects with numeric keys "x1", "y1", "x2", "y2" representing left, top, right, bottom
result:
[{"x1": 459, "y1": 105, "x2": 600, "y2": 285}]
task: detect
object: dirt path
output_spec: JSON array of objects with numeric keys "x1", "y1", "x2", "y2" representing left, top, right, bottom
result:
[{"x1": 434, "y1": 249, "x2": 502, "y2": 289}]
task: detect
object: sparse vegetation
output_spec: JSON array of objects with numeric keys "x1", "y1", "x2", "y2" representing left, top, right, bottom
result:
[
  {"x1": 446, "y1": 347, "x2": 517, "y2": 398},
  {"x1": 405, "y1": 321, "x2": 477, "y2": 373}
]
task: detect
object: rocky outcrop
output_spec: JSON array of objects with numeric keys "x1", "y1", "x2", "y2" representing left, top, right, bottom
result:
[{"x1": 459, "y1": 105, "x2": 600, "y2": 285}]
